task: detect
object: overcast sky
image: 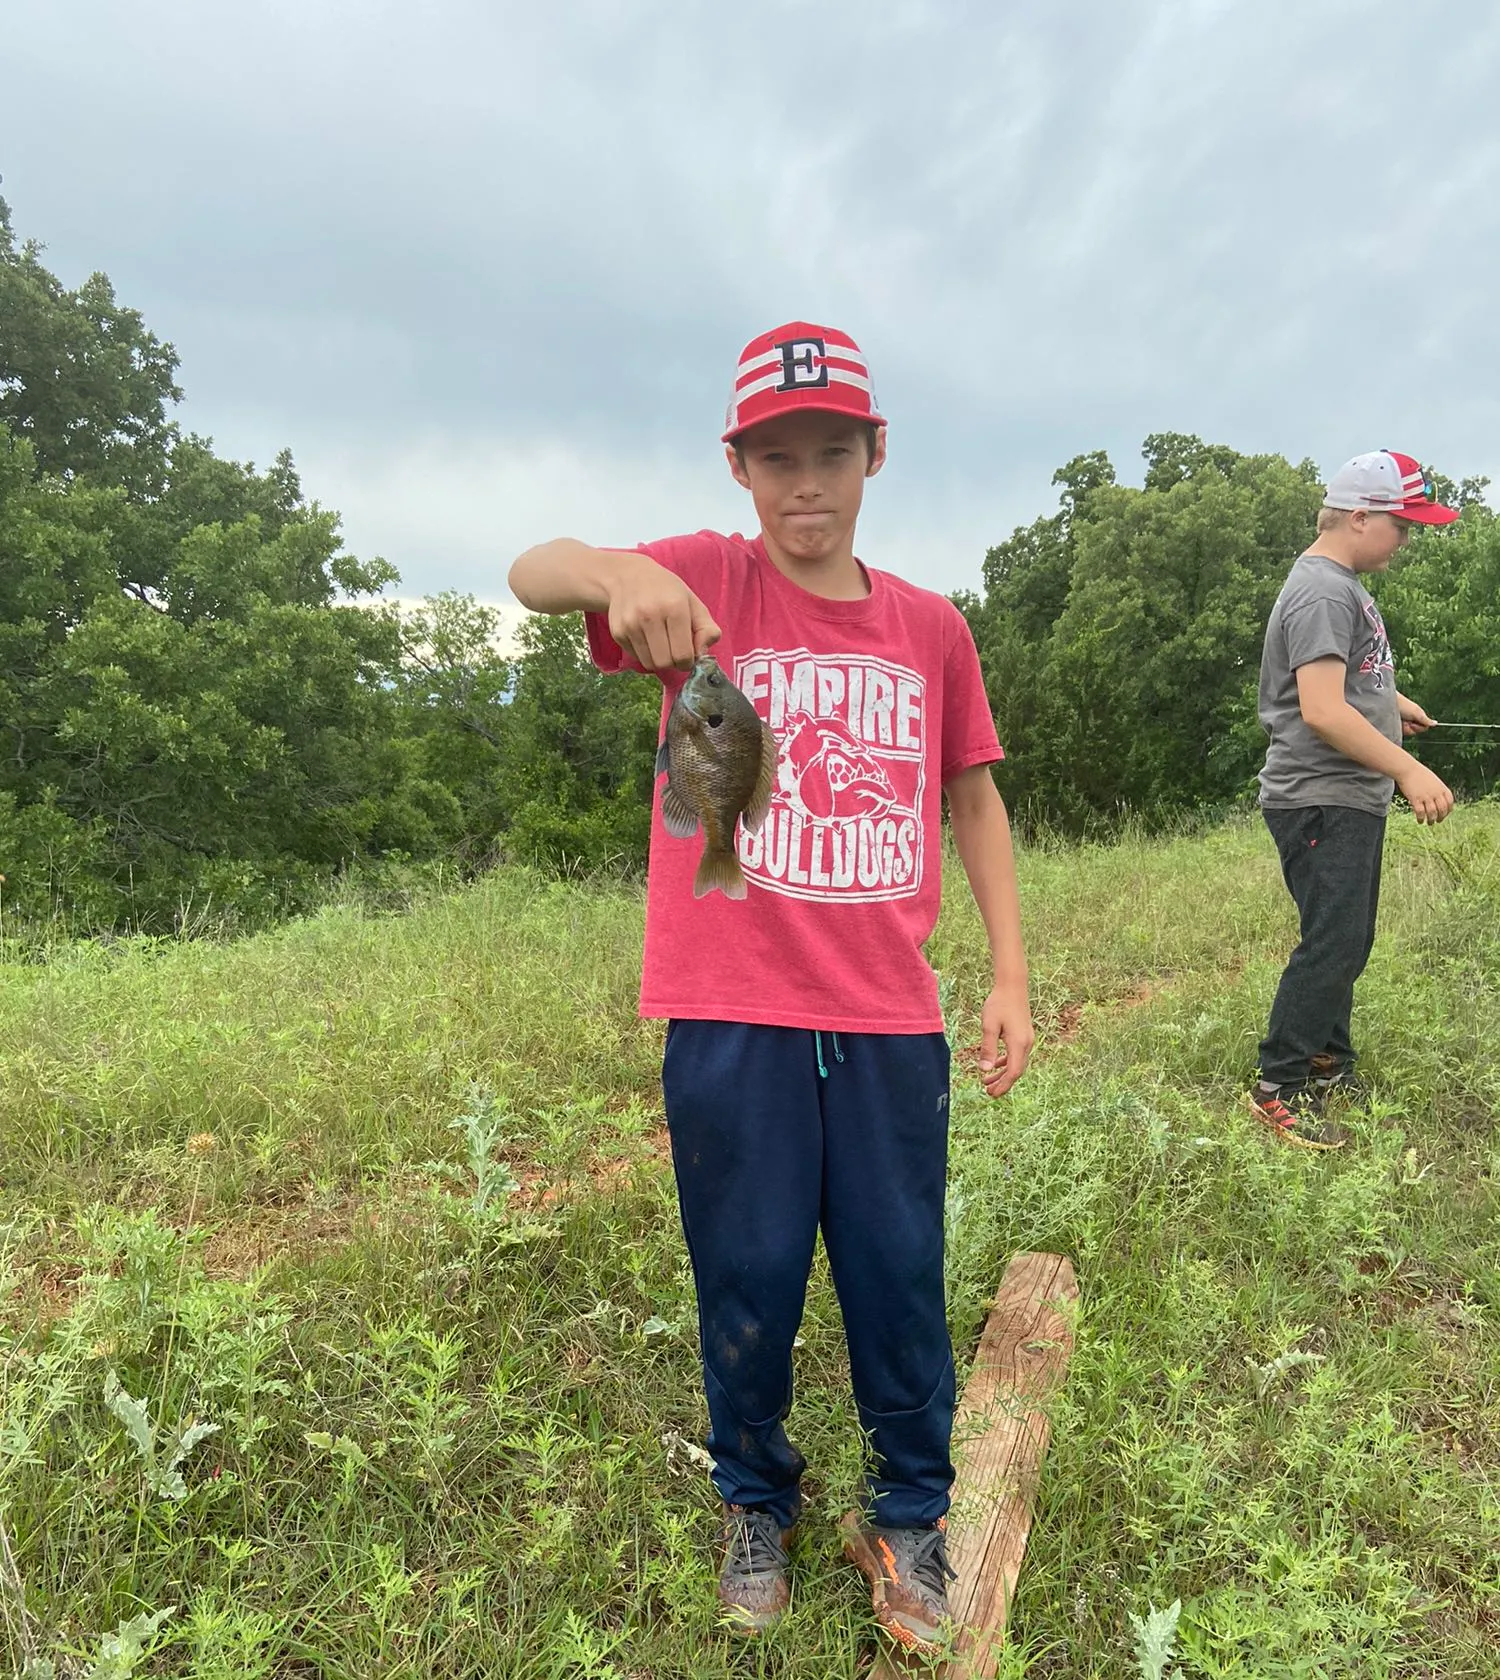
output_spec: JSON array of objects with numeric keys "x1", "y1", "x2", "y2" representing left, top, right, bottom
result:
[{"x1": 5, "y1": 0, "x2": 1498, "y2": 619}]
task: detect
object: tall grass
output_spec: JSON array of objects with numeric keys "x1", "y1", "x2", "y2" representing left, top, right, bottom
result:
[{"x1": 2, "y1": 813, "x2": 1497, "y2": 1677}]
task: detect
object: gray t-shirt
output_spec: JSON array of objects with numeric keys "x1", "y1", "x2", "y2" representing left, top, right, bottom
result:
[{"x1": 1258, "y1": 554, "x2": 1401, "y2": 814}]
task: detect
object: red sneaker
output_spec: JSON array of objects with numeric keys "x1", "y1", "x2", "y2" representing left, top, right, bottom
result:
[{"x1": 1249, "y1": 1084, "x2": 1349, "y2": 1150}]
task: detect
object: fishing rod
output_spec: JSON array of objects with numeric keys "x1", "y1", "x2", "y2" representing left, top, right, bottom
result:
[{"x1": 1425, "y1": 720, "x2": 1500, "y2": 730}]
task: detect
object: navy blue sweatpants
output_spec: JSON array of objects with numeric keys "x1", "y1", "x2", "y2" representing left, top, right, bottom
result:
[{"x1": 661, "y1": 1020, "x2": 955, "y2": 1531}]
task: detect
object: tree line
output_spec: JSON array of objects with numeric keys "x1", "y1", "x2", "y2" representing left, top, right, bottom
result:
[{"x1": 2, "y1": 197, "x2": 1495, "y2": 935}]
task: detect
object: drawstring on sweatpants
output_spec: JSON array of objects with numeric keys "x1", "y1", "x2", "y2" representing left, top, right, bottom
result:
[{"x1": 814, "y1": 1031, "x2": 846, "y2": 1079}]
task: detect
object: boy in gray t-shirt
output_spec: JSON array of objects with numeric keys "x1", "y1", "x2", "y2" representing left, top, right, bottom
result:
[{"x1": 1252, "y1": 450, "x2": 1456, "y2": 1149}]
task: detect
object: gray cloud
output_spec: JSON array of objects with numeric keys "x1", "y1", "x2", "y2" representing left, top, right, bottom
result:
[{"x1": 4, "y1": 0, "x2": 1497, "y2": 599}]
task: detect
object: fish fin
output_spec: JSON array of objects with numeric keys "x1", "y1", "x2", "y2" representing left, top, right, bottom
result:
[
  {"x1": 741, "y1": 723, "x2": 780, "y2": 835},
  {"x1": 694, "y1": 847, "x2": 747, "y2": 901},
  {"x1": 654, "y1": 738, "x2": 671, "y2": 778},
  {"x1": 660, "y1": 780, "x2": 700, "y2": 839}
]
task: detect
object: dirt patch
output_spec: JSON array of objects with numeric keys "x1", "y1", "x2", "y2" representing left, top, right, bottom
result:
[
  {"x1": 27, "y1": 1262, "x2": 84, "y2": 1328},
  {"x1": 1045, "y1": 979, "x2": 1159, "y2": 1047},
  {"x1": 201, "y1": 1198, "x2": 373, "y2": 1280},
  {"x1": 1050, "y1": 1002, "x2": 1086, "y2": 1046},
  {"x1": 12, "y1": 1128, "x2": 678, "y2": 1312},
  {"x1": 956, "y1": 980, "x2": 1160, "y2": 1072},
  {"x1": 508, "y1": 1126, "x2": 672, "y2": 1214}
]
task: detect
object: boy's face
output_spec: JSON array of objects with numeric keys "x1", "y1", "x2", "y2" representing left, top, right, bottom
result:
[
  {"x1": 1347, "y1": 509, "x2": 1414, "y2": 572},
  {"x1": 726, "y1": 410, "x2": 886, "y2": 564}
]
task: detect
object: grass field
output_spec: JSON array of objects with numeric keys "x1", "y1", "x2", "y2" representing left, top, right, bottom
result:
[{"x1": 2, "y1": 808, "x2": 1498, "y2": 1678}]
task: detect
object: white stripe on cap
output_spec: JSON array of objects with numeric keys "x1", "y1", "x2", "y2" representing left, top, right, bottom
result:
[
  {"x1": 733, "y1": 366, "x2": 874, "y2": 403},
  {"x1": 736, "y1": 342, "x2": 868, "y2": 382}
]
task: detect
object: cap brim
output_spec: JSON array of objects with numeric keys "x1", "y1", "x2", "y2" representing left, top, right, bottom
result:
[
  {"x1": 1393, "y1": 502, "x2": 1460, "y2": 525},
  {"x1": 722, "y1": 399, "x2": 887, "y2": 444}
]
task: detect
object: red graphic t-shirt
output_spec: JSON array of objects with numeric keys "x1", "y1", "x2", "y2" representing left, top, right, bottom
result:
[{"x1": 585, "y1": 531, "x2": 1002, "y2": 1033}]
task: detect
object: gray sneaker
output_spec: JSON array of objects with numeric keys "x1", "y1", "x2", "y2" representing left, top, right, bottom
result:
[
  {"x1": 716, "y1": 1505, "x2": 793, "y2": 1634},
  {"x1": 841, "y1": 1513, "x2": 957, "y2": 1653}
]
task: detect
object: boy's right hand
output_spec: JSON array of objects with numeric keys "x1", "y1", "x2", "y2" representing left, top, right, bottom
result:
[
  {"x1": 1397, "y1": 761, "x2": 1454, "y2": 824},
  {"x1": 607, "y1": 555, "x2": 721, "y2": 673}
]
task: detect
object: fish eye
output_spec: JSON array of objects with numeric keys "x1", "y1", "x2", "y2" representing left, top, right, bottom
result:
[{"x1": 707, "y1": 672, "x2": 722, "y2": 685}]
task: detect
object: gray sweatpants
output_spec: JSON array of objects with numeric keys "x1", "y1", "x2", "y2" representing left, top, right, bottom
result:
[{"x1": 1258, "y1": 805, "x2": 1386, "y2": 1089}]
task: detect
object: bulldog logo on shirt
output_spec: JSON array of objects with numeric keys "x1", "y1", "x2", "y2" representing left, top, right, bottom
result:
[
  {"x1": 780, "y1": 710, "x2": 898, "y2": 821},
  {"x1": 732, "y1": 649, "x2": 927, "y2": 904}
]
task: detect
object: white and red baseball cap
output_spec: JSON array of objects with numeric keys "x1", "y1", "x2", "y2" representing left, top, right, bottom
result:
[
  {"x1": 1322, "y1": 450, "x2": 1459, "y2": 525},
  {"x1": 722, "y1": 321, "x2": 885, "y2": 442}
]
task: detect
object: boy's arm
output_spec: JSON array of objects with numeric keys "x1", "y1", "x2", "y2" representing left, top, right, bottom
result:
[
  {"x1": 508, "y1": 539, "x2": 720, "y2": 673},
  {"x1": 945, "y1": 765, "x2": 1034, "y2": 1097},
  {"x1": 1296, "y1": 659, "x2": 1452, "y2": 823}
]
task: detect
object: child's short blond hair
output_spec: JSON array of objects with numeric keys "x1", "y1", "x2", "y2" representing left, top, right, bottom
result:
[{"x1": 1316, "y1": 506, "x2": 1350, "y2": 533}]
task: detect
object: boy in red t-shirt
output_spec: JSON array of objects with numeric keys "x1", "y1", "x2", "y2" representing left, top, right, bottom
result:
[{"x1": 509, "y1": 323, "x2": 1033, "y2": 1654}]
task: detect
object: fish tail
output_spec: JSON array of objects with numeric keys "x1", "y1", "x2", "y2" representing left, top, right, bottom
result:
[{"x1": 694, "y1": 845, "x2": 747, "y2": 901}]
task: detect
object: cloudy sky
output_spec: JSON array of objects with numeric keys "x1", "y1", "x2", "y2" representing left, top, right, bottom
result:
[{"x1": 5, "y1": 0, "x2": 1498, "y2": 623}]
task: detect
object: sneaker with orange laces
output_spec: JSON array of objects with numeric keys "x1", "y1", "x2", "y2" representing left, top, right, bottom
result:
[
  {"x1": 840, "y1": 1512, "x2": 957, "y2": 1654},
  {"x1": 1249, "y1": 1082, "x2": 1350, "y2": 1150}
]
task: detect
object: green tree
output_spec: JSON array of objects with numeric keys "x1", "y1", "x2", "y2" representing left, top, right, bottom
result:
[
  {"x1": 961, "y1": 451, "x2": 1118, "y2": 821},
  {"x1": 0, "y1": 420, "x2": 460, "y2": 927},
  {"x1": 966, "y1": 437, "x2": 1323, "y2": 830},
  {"x1": 0, "y1": 195, "x2": 462, "y2": 930},
  {"x1": 0, "y1": 197, "x2": 181, "y2": 490},
  {"x1": 494, "y1": 615, "x2": 660, "y2": 874},
  {"x1": 392, "y1": 592, "x2": 517, "y2": 861}
]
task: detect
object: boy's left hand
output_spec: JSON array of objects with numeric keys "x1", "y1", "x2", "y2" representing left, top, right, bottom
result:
[{"x1": 977, "y1": 983, "x2": 1034, "y2": 1098}]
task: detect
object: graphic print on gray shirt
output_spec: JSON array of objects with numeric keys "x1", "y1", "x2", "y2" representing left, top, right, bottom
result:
[{"x1": 1258, "y1": 554, "x2": 1401, "y2": 814}]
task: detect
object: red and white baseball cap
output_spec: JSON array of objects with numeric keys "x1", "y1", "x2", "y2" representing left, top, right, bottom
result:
[
  {"x1": 1322, "y1": 450, "x2": 1459, "y2": 525},
  {"x1": 722, "y1": 321, "x2": 886, "y2": 442}
]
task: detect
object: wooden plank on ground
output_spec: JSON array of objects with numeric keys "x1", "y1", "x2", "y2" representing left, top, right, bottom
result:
[{"x1": 867, "y1": 1250, "x2": 1079, "y2": 1680}]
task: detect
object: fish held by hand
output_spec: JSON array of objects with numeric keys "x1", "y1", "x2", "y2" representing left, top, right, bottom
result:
[{"x1": 655, "y1": 656, "x2": 779, "y2": 900}]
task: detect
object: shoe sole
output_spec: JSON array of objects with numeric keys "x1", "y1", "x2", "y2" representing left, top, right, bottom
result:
[
  {"x1": 1248, "y1": 1095, "x2": 1347, "y2": 1151},
  {"x1": 838, "y1": 1512, "x2": 947, "y2": 1654},
  {"x1": 718, "y1": 1604, "x2": 784, "y2": 1636}
]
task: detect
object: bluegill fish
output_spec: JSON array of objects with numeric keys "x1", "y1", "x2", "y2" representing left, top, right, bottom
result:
[{"x1": 656, "y1": 656, "x2": 779, "y2": 900}]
